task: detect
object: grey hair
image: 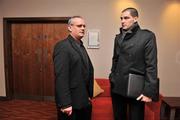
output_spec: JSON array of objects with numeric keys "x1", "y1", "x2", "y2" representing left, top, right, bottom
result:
[
  {"x1": 68, "y1": 16, "x2": 83, "y2": 25},
  {"x1": 122, "y1": 7, "x2": 139, "y2": 17}
]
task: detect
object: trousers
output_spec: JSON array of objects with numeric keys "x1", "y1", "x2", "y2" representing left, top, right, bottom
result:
[
  {"x1": 111, "y1": 92, "x2": 145, "y2": 120},
  {"x1": 57, "y1": 103, "x2": 92, "y2": 120}
]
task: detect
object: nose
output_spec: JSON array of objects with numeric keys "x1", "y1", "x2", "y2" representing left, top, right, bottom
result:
[
  {"x1": 81, "y1": 25, "x2": 85, "y2": 29},
  {"x1": 121, "y1": 18, "x2": 125, "y2": 23},
  {"x1": 81, "y1": 26, "x2": 85, "y2": 31}
]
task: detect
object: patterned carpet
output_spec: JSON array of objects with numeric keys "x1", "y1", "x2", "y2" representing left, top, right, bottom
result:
[{"x1": 0, "y1": 100, "x2": 57, "y2": 120}]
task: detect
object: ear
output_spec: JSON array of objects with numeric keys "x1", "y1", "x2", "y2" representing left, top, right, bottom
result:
[
  {"x1": 134, "y1": 17, "x2": 138, "y2": 22},
  {"x1": 68, "y1": 26, "x2": 72, "y2": 32}
]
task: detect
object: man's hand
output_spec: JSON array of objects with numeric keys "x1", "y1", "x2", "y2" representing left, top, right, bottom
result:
[
  {"x1": 61, "y1": 106, "x2": 72, "y2": 116},
  {"x1": 136, "y1": 94, "x2": 152, "y2": 102}
]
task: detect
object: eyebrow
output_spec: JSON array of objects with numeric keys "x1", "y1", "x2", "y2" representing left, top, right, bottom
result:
[
  {"x1": 120, "y1": 16, "x2": 130, "y2": 20},
  {"x1": 73, "y1": 24, "x2": 86, "y2": 27}
]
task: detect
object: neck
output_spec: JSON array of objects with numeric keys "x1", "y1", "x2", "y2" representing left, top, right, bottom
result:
[{"x1": 70, "y1": 34, "x2": 82, "y2": 41}]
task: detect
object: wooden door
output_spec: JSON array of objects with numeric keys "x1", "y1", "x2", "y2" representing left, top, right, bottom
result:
[
  {"x1": 42, "y1": 23, "x2": 68, "y2": 100},
  {"x1": 11, "y1": 23, "x2": 68, "y2": 100}
]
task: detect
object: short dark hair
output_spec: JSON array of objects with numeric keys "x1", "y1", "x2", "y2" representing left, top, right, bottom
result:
[
  {"x1": 68, "y1": 16, "x2": 83, "y2": 25},
  {"x1": 122, "y1": 7, "x2": 139, "y2": 17}
]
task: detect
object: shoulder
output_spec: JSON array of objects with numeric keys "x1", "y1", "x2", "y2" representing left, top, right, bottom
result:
[
  {"x1": 53, "y1": 38, "x2": 71, "y2": 56},
  {"x1": 139, "y1": 29, "x2": 157, "y2": 47},
  {"x1": 140, "y1": 29, "x2": 155, "y2": 36},
  {"x1": 115, "y1": 33, "x2": 121, "y2": 37},
  {"x1": 54, "y1": 38, "x2": 70, "y2": 50},
  {"x1": 115, "y1": 33, "x2": 121, "y2": 40},
  {"x1": 137, "y1": 29, "x2": 156, "y2": 41}
]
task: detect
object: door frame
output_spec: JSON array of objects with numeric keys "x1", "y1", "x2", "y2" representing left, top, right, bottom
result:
[{"x1": 3, "y1": 17, "x2": 69, "y2": 100}]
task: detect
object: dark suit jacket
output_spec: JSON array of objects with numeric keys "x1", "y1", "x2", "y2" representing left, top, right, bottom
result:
[
  {"x1": 53, "y1": 35, "x2": 94, "y2": 109},
  {"x1": 110, "y1": 23, "x2": 159, "y2": 101}
]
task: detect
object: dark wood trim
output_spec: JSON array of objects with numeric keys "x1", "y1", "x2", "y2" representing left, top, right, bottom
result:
[
  {"x1": 3, "y1": 17, "x2": 70, "y2": 23},
  {"x1": 3, "y1": 18, "x2": 13, "y2": 100},
  {"x1": 14, "y1": 95, "x2": 43, "y2": 101},
  {"x1": 3, "y1": 17, "x2": 70, "y2": 100},
  {"x1": 0, "y1": 96, "x2": 8, "y2": 101}
]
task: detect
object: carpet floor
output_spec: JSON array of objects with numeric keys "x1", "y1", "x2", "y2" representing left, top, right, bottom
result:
[{"x1": 0, "y1": 100, "x2": 57, "y2": 120}]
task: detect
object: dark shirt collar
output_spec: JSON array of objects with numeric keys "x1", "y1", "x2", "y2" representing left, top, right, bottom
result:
[
  {"x1": 74, "y1": 38, "x2": 83, "y2": 48},
  {"x1": 68, "y1": 34, "x2": 83, "y2": 48}
]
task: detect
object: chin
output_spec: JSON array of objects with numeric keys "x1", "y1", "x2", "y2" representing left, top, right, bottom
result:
[
  {"x1": 79, "y1": 34, "x2": 84, "y2": 37},
  {"x1": 78, "y1": 36, "x2": 84, "y2": 39},
  {"x1": 123, "y1": 27, "x2": 129, "y2": 31}
]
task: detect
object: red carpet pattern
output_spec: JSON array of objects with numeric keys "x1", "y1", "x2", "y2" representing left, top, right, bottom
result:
[{"x1": 0, "y1": 100, "x2": 57, "y2": 120}]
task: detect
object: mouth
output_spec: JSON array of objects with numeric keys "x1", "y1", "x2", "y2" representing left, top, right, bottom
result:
[
  {"x1": 79, "y1": 32, "x2": 85, "y2": 36},
  {"x1": 122, "y1": 25, "x2": 127, "y2": 29}
]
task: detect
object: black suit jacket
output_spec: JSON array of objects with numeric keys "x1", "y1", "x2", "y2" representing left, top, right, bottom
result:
[
  {"x1": 110, "y1": 23, "x2": 159, "y2": 101},
  {"x1": 53, "y1": 35, "x2": 94, "y2": 109}
]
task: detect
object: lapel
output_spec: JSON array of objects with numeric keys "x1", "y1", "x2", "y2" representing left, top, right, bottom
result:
[
  {"x1": 117, "y1": 34, "x2": 123, "y2": 47},
  {"x1": 114, "y1": 34, "x2": 122, "y2": 56},
  {"x1": 68, "y1": 35, "x2": 88, "y2": 69}
]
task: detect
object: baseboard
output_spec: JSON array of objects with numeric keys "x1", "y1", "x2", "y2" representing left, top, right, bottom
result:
[
  {"x1": 0, "y1": 96, "x2": 8, "y2": 101},
  {"x1": 0, "y1": 96, "x2": 55, "y2": 101}
]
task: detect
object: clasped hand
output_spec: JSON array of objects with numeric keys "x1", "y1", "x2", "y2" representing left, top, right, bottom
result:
[{"x1": 61, "y1": 106, "x2": 72, "y2": 116}]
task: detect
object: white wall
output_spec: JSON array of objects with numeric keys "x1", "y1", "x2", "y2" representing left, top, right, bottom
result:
[{"x1": 0, "y1": 0, "x2": 180, "y2": 97}]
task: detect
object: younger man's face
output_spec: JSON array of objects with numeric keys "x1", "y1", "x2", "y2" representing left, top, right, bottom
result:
[{"x1": 120, "y1": 10, "x2": 137, "y2": 30}]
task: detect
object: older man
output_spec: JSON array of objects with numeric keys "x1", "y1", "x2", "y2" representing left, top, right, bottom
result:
[{"x1": 53, "y1": 16, "x2": 94, "y2": 120}]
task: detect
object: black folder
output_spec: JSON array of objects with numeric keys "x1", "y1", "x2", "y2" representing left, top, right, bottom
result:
[{"x1": 127, "y1": 73, "x2": 145, "y2": 98}]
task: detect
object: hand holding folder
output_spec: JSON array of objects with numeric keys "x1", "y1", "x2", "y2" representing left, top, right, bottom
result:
[{"x1": 127, "y1": 73, "x2": 145, "y2": 99}]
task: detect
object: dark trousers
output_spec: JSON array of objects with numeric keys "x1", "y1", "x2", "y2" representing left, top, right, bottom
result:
[
  {"x1": 57, "y1": 104, "x2": 92, "y2": 120},
  {"x1": 111, "y1": 92, "x2": 145, "y2": 120}
]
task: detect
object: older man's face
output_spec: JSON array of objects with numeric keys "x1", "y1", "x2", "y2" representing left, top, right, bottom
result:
[{"x1": 68, "y1": 18, "x2": 86, "y2": 40}]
